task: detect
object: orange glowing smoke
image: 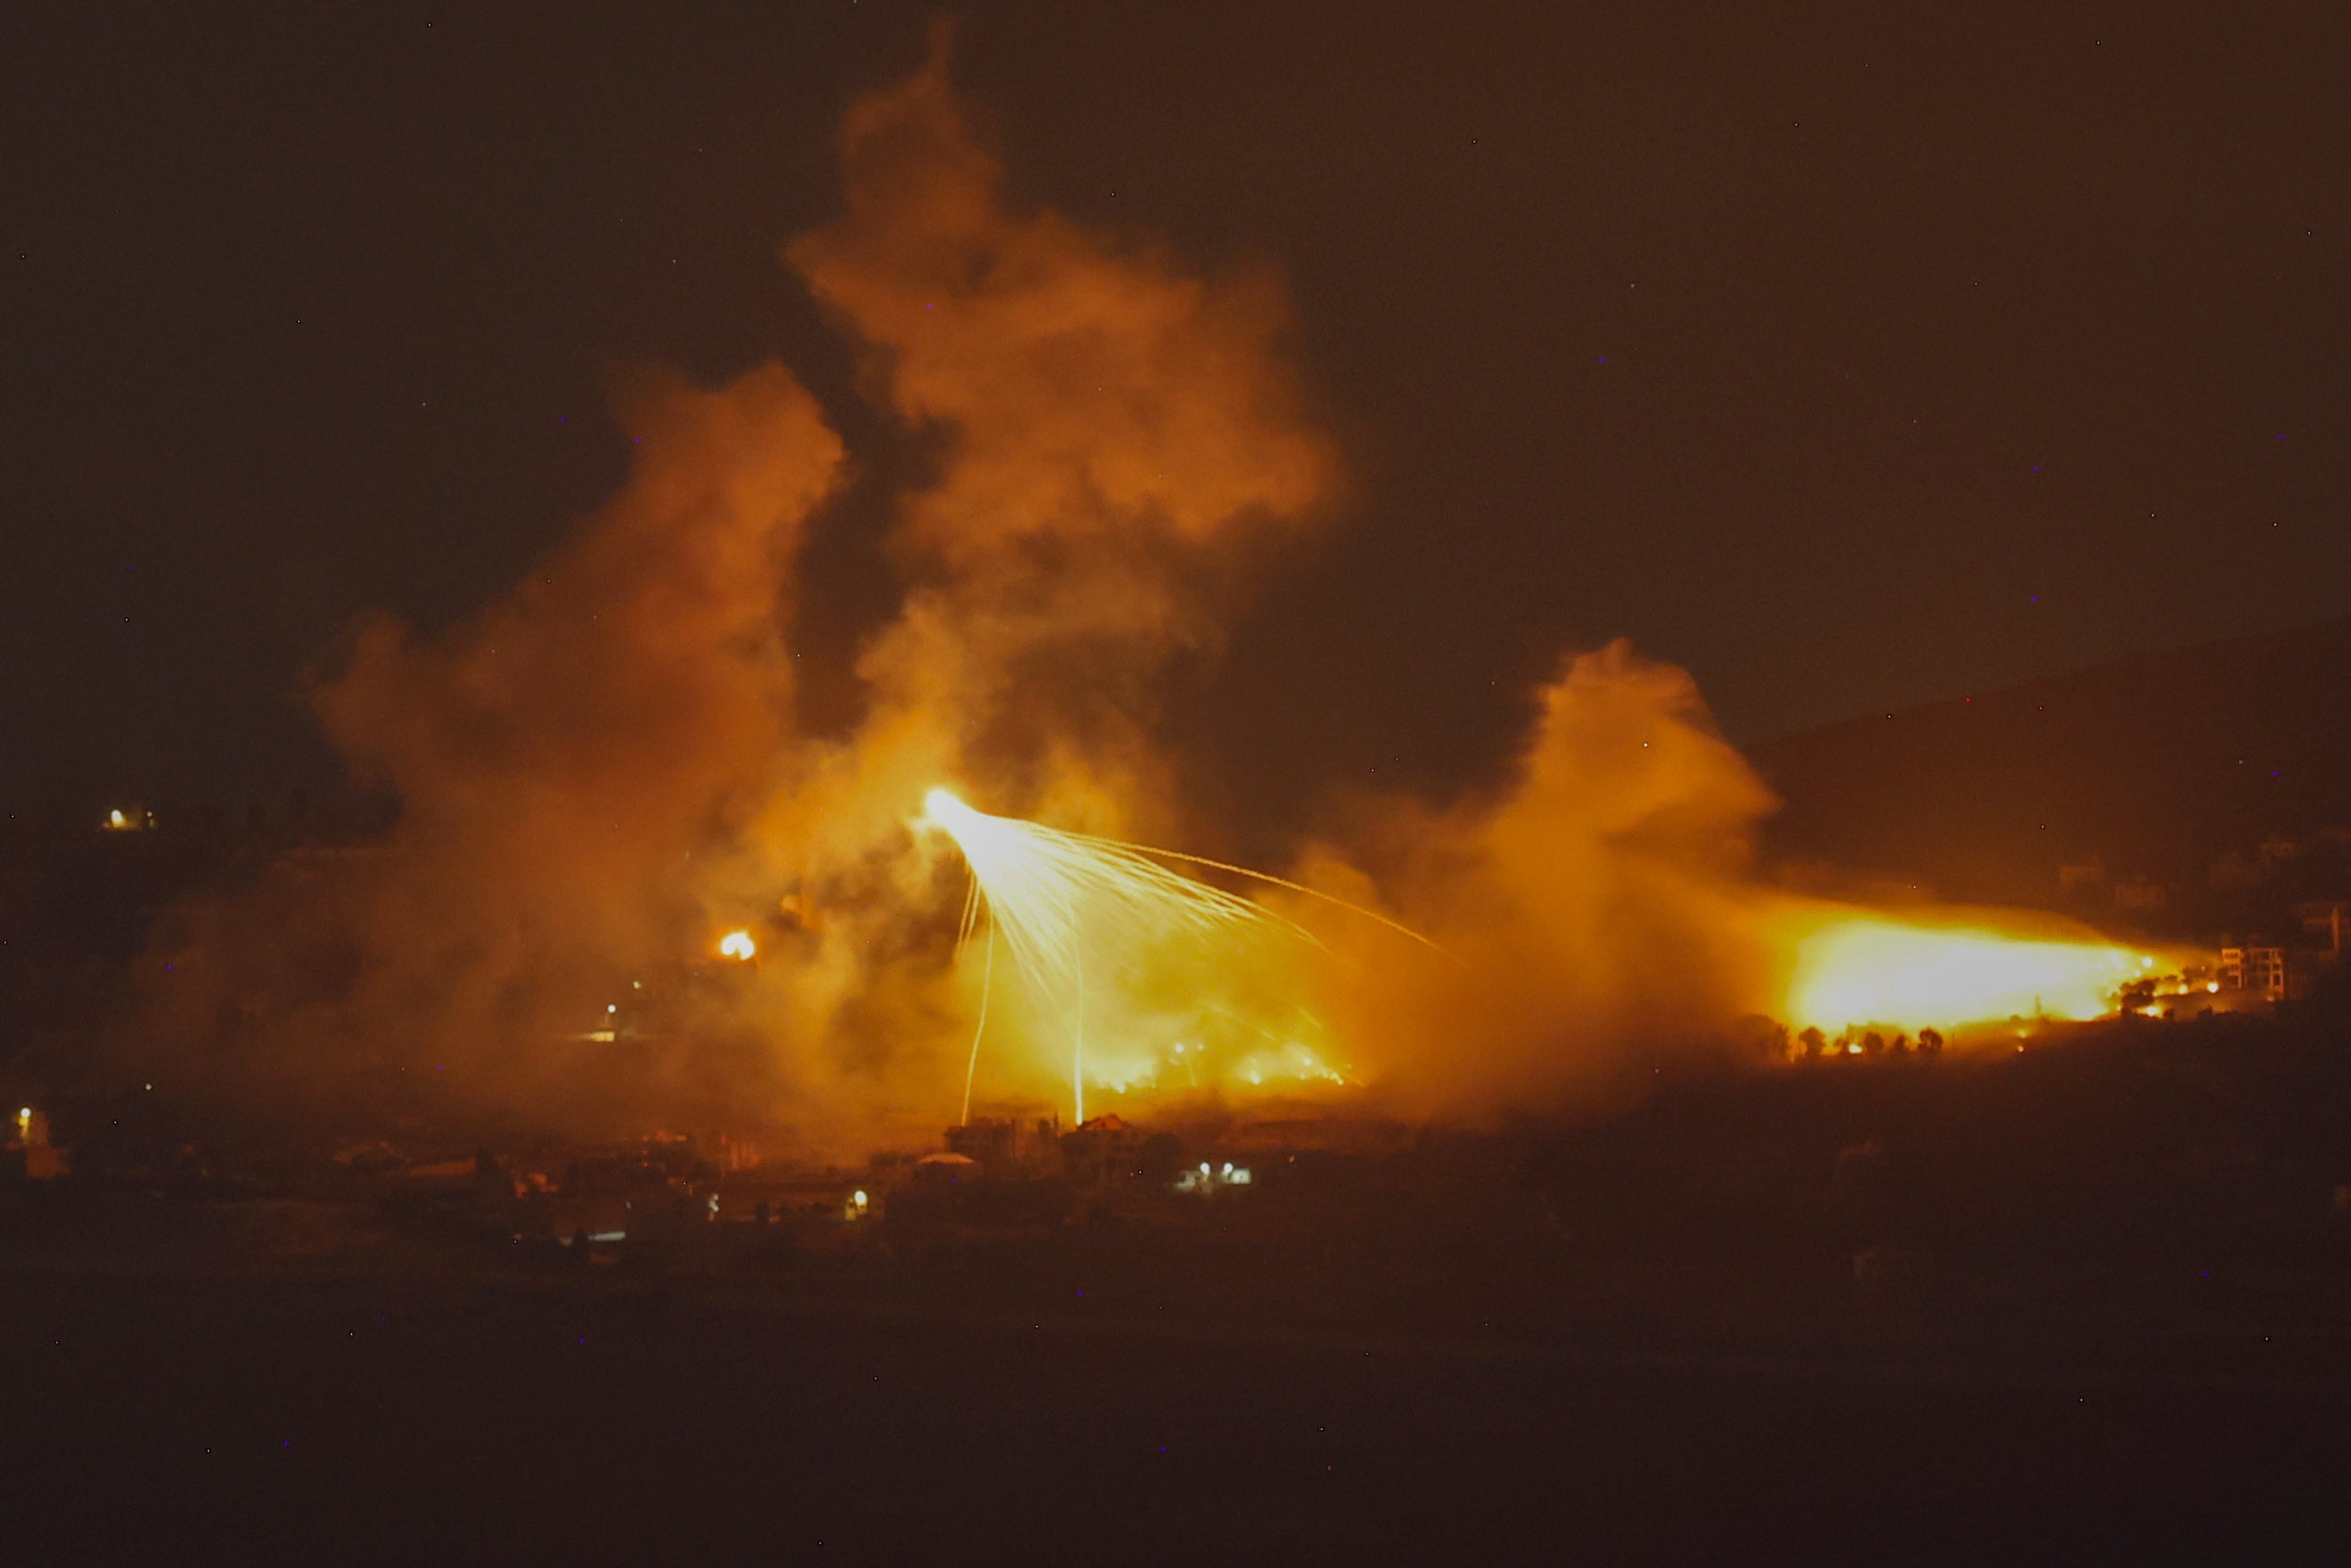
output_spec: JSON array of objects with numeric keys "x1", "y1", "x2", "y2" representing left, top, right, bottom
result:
[
  {"x1": 141, "y1": 37, "x2": 2172, "y2": 1146},
  {"x1": 142, "y1": 31, "x2": 1338, "y2": 1146},
  {"x1": 1280, "y1": 642, "x2": 2169, "y2": 1110}
]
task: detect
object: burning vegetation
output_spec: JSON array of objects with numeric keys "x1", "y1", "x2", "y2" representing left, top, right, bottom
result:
[{"x1": 134, "y1": 38, "x2": 2178, "y2": 1155}]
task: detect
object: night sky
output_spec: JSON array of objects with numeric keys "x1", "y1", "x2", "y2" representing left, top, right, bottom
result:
[{"x1": 8, "y1": 5, "x2": 2347, "y2": 828}]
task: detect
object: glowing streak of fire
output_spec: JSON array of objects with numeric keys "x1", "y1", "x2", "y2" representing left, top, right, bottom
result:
[
  {"x1": 1112, "y1": 843, "x2": 1452, "y2": 962},
  {"x1": 1783, "y1": 915, "x2": 2157, "y2": 1033},
  {"x1": 957, "y1": 921, "x2": 995, "y2": 1127}
]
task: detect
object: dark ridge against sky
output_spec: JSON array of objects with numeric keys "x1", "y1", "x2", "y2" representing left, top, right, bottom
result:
[{"x1": 7, "y1": 4, "x2": 2346, "y2": 832}]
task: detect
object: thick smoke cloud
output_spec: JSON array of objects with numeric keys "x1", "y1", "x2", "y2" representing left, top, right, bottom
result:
[
  {"x1": 146, "y1": 37, "x2": 1338, "y2": 1145},
  {"x1": 786, "y1": 36, "x2": 1335, "y2": 835},
  {"x1": 147, "y1": 40, "x2": 2125, "y2": 1148},
  {"x1": 1296, "y1": 642, "x2": 1785, "y2": 1115},
  {"x1": 153, "y1": 369, "x2": 844, "y2": 1125}
]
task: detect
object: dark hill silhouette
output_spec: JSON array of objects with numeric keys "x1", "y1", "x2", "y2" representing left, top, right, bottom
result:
[{"x1": 1752, "y1": 616, "x2": 2351, "y2": 933}]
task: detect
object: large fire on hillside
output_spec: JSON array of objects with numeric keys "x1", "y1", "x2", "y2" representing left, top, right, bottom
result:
[{"x1": 145, "y1": 36, "x2": 2187, "y2": 1148}]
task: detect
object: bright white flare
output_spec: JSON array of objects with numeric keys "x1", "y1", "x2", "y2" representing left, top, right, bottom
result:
[
  {"x1": 921, "y1": 789, "x2": 1319, "y2": 1124},
  {"x1": 717, "y1": 930, "x2": 757, "y2": 961}
]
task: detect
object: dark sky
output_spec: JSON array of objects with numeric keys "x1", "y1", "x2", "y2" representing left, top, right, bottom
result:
[{"x1": 8, "y1": 4, "x2": 2347, "y2": 827}]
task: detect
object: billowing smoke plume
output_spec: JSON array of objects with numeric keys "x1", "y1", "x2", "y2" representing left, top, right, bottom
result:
[
  {"x1": 147, "y1": 36, "x2": 1338, "y2": 1144},
  {"x1": 144, "y1": 40, "x2": 2153, "y2": 1146},
  {"x1": 1302, "y1": 643, "x2": 2158, "y2": 1115},
  {"x1": 154, "y1": 369, "x2": 846, "y2": 1125},
  {"x1": 784, "y1": 40, "x2": 1334, "y2": 835},
  {"x1": 1303, "y1": 642, "x2": 1786, "y2": 1114}
]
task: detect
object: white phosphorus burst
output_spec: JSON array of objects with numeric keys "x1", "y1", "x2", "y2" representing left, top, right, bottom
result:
[
  {"x1": 926, "y1": 789, "x2": 1455, "y2": 1125},
  {"x1": 924, "y1": 789, "x2": 1326, "y2": 1125}
]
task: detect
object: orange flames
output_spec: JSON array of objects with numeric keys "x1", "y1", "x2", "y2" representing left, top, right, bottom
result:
[{"x1": 145, "y1": 35, "x2": 2178, "y2": 1146}]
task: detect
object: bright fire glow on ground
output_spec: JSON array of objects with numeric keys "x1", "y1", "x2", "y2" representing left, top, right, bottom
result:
[{"x1": 1783, "y1": 914, "x2": 2159, "y2": 1034}]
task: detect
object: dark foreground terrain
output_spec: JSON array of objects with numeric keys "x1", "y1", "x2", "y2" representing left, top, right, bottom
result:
[
  {"x1": 4, "y1": 1262, "x2": 2344, "y2": 1566},
  {"x1": 8, "y1": 1015, "x2": 2351, "y2": 1564}
]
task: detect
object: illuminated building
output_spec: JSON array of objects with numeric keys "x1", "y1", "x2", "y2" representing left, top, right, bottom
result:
[
  {"x1": 2217, "y1": 944, "x2": 2288, "y2": 1001},
  {"x1": 944, "y1": 1115, "x2": 1063, "y2": 1176}
]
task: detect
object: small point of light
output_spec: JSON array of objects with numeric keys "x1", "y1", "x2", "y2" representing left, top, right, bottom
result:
[{"x1": 718, "y1": 930, "x2": 757, "y2": 961}]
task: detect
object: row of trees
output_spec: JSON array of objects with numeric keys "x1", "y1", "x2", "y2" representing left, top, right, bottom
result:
[
  {"x1": 1734, "y1": 1017, "x2": 1946, "y2": 1065},
  {"x1": 1796, "y1": 1026, "x2": 1943, "y2": 1062}
]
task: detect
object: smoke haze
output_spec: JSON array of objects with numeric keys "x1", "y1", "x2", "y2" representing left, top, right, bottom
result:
[
  {"x1": 141, "y1": 38, "x2": 2148, "y2": 1148},
  {"x1": 147, "y1": 36, "x2": 1348, "y2": 1144}
]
